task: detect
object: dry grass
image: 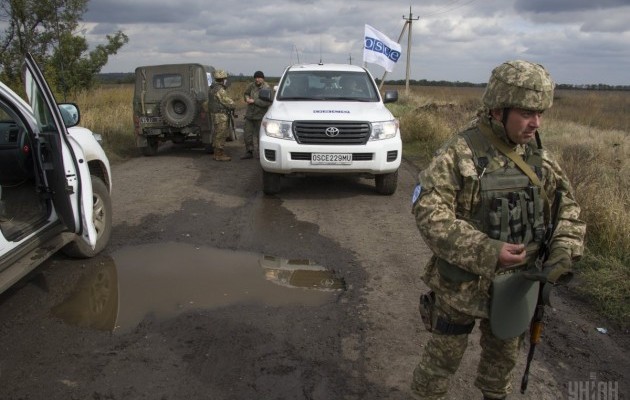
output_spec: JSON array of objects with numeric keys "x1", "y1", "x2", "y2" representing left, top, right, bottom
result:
[
  {"x1": 542, "y1": 121, "x2": 629, "y2": 327},
  {"x1": 71, "y1": 82, "x2": 630, "y2": 328},
  {"x1": 72, "y1": 84, "x2": 136, "y2": 162}
]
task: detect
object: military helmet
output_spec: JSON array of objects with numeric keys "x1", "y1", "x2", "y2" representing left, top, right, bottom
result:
[
  {"x1": 482, "y1": 60, "x2": 555, "y2": 111},
  {"x1": 213, "y1": 69, "x2": 228, "y2": 79},
  {"x1": 254, "y1": 70, "x2": 264, "y2": 79}
]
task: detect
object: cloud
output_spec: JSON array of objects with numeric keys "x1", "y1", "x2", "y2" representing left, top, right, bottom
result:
[
  {"x1": 514, "y1": 0, "x2": 630, "y2": 13},
  {"x1": 80, "y1": 0, "x2": 629, "y2": 85}
]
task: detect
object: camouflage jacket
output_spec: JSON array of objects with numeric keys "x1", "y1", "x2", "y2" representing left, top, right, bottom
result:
[
  {"x1": 243, "y1": 81, "x2": 272, "y2": 120},
  {"x1": 208, "y1": 83, "x2": 235, "y2": 123},
  {"x1": 413, "y1": 117, "x2": 586, "y2": 317}
]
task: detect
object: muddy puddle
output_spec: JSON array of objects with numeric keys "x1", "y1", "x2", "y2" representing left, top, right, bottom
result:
[{"x1": 51, "y1": 242, "x2": 345, "y2": 334}]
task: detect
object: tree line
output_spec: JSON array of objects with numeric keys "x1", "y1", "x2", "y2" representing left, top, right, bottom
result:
[
  {"x1": 0, "y1": 0, "x2": 128, "y2": 99},
  {"x1": 382, "y1": 79, "x2": 630, "y2": 91}
]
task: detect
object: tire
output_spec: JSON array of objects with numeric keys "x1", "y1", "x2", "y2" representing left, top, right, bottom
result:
[
  {"x1": 62, "y1": 176, "x2": 112, "y2": 258},
  {"x1": 375, "y1": 170, "x2": 398, "y2": 195},
  {"x1": 141, "y1": 138, "x2": 159, "y2": 156},
  {"x1": 262, "y1": 171, "x2": 282, "y2": 195},
  {"x1": 159, "y1": 90, "x2": 197, "y2": 128}
]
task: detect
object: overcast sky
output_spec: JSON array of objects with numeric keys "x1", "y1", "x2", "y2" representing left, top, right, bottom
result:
[{"x1": 82, "y1": 0, "x2": 630, "y2": 85}]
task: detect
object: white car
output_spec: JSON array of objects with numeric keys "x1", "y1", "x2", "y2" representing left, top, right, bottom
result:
[
  {"x1": 0, "y1": 53, "x2": 112, "y2": 294},
  {"x1": 258, "y1": 63, "x2": 402, "y2": 195}
]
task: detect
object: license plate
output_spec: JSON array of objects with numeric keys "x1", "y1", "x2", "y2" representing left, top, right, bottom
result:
[
  {"x1": 140, "y1": 116, "x2": 162, "y2": 124},
  {"x1": 311, "y1": 153, "x2": 352, "y2": 165}
]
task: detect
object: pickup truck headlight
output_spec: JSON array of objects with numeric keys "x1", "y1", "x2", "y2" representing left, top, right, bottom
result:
[
  {"x1": 263, "y1": 119, "x2": 294, "y2": 140},
  {"x1": 370, "y1": 120, "x2": 399, "y2": 140}
]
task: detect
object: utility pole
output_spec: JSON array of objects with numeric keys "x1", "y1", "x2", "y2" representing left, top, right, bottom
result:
[
  {"x1": 403, "y1": 7, "x2": 419, "y2": 94},
  {"x1": 379, "y1": 6, "x2": 418, "y2": 94}
]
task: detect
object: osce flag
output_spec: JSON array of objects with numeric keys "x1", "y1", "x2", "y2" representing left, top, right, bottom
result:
[{"x1": 363, "y1": 24, "x2": 402, "y2": 73}]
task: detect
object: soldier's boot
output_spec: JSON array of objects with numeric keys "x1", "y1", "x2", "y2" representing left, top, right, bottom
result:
[{"x1": 214, "y1": 148, "x2": 231, "y2": 161}]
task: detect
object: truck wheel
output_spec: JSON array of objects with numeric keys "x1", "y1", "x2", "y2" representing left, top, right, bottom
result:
[
  {"x1": 160, "y1": 90, "x2": 197, "y2": 128},
  {"x1": 62, "y1": 176, "x2": 112, "y2": 258},
  {"x1": 263, "y1": 171, "x2": 282, "y2": 195},
  {"x1": 375, "y1": 170, "x2": 398, "y2": 195}
]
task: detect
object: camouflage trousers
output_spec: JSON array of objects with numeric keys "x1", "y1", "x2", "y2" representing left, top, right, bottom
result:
[
  {"x1": 212, "y1": 118, "x2": 230, "y2": 150},
  {"x1": 243, "y1": 118, "x2": 262, "y2": 152},
  {"x1": 411, "y1": 295, "x2": 521, "y2": 399}
]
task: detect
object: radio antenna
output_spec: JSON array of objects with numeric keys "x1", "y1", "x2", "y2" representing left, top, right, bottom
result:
[{"x1": 319, "y1": 36, "x2": 323, "y2": 64}]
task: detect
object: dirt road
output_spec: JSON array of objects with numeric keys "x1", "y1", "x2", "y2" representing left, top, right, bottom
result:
[{"x1": 0, "y1": 138, "x2": 627, "y2": 399}]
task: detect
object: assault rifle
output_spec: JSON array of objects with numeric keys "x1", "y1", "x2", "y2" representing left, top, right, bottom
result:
[
  {"x1": 227, "y1": 108, "x2": 238, "y2": 141},
  {"x1": 520, "y1": 190, "x2": 562, "y2": 394}
]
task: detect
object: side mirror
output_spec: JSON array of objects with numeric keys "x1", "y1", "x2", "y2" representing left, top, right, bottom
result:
[
  {"x1": 383, "y1": 90, "x2": 398, "y2": 104},
  {"x1": 259, "y1": 88, "x2": 273, "y2": 102},
  {"x1": 58, "y1": 103, "x2": 80, "y2": 127}
]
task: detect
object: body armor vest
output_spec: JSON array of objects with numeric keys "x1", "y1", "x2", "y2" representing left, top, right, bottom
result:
[
  {"x1": 463, "y1": 127, "x2": 546, "y2": 265},
  {"x1": 465, "y1": 126, "x2": 545, "y2": 339}
]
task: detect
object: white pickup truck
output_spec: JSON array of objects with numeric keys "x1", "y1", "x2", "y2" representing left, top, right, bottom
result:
[{"x1": 258, "y1": 63, "x2": 402, "y2": 195}]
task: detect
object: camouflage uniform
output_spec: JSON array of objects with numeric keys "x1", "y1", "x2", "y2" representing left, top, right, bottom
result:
[
  {"x1": 411, "y1": 60, "x2": 586, "y2": 400},
  {"x1": 242, "y1": 71, "x2": 272, "y2": 158},
  {"x1": 208, "y1": 70, "x2": 235, "y2": 160}
]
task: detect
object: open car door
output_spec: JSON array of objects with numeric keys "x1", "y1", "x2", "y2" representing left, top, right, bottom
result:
[{"x1": 22, "y1": 53, "x2": 97, "y2": 248}]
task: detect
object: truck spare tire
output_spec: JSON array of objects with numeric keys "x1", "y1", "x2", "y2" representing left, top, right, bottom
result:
[{"x1": 159, "y1": 90, "x2": 197, "y2": 128}]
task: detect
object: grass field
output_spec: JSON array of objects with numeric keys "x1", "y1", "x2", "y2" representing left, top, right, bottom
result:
[{"x1": 72, "y1": 82, "x2": 629, "y2": 328}]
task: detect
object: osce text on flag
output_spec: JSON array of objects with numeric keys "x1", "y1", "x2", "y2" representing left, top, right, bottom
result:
[{"x1": 364, "y1": 36, "x2": 401, "y2": 63}]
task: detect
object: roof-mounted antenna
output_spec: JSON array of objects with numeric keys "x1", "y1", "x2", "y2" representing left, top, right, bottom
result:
[
  {"x1": 319, "y1": 36, "x2": 323, "y2": 65},
  {"x1": 293, "y1": 44, "x2": 301, "y2": 63}
]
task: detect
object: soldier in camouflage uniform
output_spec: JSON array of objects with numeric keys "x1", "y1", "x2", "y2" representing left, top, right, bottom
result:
[
  {"x1": 241, "y1": 70, "x2": 272, "y2": 159},
  {"x1": 208, "y1": 69, "x2": 236, "y2": 161},
  {"x1": 410, "y1": 60, "x2": 586, "y2": 400}
]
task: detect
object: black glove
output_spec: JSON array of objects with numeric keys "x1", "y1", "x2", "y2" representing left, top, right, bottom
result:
[{"x1": 523, "y1": 248, "x2": 573, "y2": 285}]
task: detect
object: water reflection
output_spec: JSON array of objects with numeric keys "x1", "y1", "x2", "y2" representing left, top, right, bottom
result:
[{"x1": 51, "y1": 242, "x2": 345, "y2": 333}]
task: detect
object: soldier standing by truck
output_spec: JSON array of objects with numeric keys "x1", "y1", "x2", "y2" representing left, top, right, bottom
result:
[
  {"x1": 208, "y1": 69, "x2": 235, "y2": 161},
  {"x1": 241, "y1": 70, "x2": 272, "y2": 159},
  {"x1": 410, "y1": 60, "x2": 586, "y2": 400}
]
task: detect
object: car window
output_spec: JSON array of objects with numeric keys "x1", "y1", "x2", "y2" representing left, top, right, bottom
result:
[
  {"x1": 153, "y1": 74, "x2": 183, "y2": 89},
  {"x1": 278, "y1": 71, "x2": 378, "y2": 101},
  {"x1": 24, "y1": 73, "x2": 57, "y2": 132},
  {"x1": 0, "y1": 100, "x2": 25, "y2": 148},
  {"x1": 0, "y1": 107, "x2": 12, "y2": 123}
]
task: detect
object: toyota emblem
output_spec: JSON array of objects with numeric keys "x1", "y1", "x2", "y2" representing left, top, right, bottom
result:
[{"x1": 325, "y1": 127, "x2": 340, "y2": 137}]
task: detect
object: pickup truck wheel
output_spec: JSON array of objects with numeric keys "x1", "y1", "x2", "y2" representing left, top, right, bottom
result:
[
  {"x1": 375, "y1": 170, "x2": 398, "y2": 195},
  {"x1": 141, "y1": 138, "x2": 158, "y2": 156},
  {"x1": 262, "y1": 171, "x2": 282, "y2": 195},
  {"x1": 160, "y1": 90, "x2": 197, "y2": 128},
  {"x1": 62, "y1": 176, "x2": 112, "y2": 258}
]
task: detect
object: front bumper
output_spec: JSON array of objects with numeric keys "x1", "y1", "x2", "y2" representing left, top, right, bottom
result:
[{"x1": 259, "y1": 135, "x2": 402, "y2": 175}]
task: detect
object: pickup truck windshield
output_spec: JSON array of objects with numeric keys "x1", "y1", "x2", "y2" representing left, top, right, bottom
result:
[{"x1": 277, "y1": 71, "x2": 379, "y2": 102}]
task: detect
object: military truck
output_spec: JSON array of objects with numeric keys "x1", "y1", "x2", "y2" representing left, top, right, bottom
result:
[{"x1": 133, "y1": 63, "x2": 216, "y2": 156}]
